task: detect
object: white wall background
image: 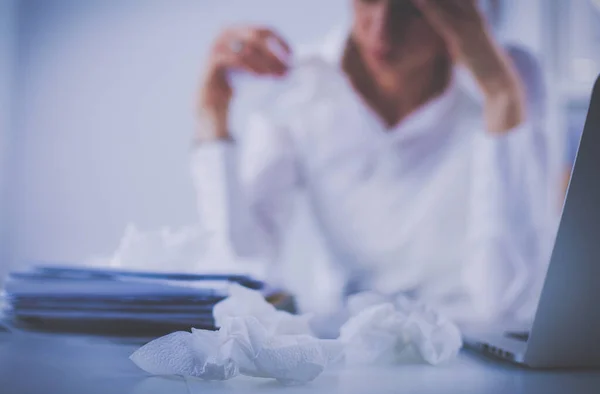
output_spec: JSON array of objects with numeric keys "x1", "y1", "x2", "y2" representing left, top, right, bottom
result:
[
  {"x1": 7, "y1": 0, "x2": 348, "y2": 277},
  {"x1": 503, "y1": 0, "x2": 543, "y2": 54}
]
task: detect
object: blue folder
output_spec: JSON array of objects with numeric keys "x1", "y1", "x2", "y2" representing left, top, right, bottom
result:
[{"x1": 1, "y1": 264, "x2": 278, "y2": 336}]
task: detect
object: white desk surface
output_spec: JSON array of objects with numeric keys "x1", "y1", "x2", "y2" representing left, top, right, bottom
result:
[{"x1": 1, "y1": 330, "x2": 599, "y2": 394}]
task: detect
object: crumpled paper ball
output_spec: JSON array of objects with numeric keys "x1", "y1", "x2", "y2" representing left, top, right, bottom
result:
[
  {"x1": 218, "y1": 316, "x2": 343, "y2": 384},
  {"x1": 86, "y1": 223, "x2": 209, "y2": 272},
  {"x1": 130, "y1": 329, "x2": 238, "y2": 380},
  {"x1": 131, "y1": 286, "x2": 462, "y2": 385},
  {"x1": 213, "y1": 283, "x2": 313, "y2": 336},
  {"x1": 131, "y1": 284, "x2": 342, "y2": 385},
  {"x1": 340, "y1": 292, "x2": 463, "y2": 366},
  {"x1": 86, "y1": 224, "x2": 264, "y2": 277}
]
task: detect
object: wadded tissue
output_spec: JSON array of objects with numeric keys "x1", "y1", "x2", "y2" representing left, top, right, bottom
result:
[
  {"x1": 131, "y1": 283, "x2": 342, "y2": 385},
  {"x1": 341, "y1": 292, "x2": 463, "y2": 365},
  {"x1": 131, "y1": 285, "x2": 462, "y2": 385}
]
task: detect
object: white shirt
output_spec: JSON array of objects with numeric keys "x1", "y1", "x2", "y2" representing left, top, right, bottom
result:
[{"x1": 191, "y1": 29, "x2": 555, "y2": 324}]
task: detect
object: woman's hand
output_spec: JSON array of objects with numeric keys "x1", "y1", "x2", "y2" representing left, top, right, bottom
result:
[
  {"x1": 197, "y1": 26, "x2": 291, "y2": 141},
  {"x1": 413, "y1": 0, "x2": 526, "y2": 133}
]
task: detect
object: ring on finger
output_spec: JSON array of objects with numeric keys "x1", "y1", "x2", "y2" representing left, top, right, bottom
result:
[{"x1": 229, "y1": 39, "x2": 245, "y2": 54}]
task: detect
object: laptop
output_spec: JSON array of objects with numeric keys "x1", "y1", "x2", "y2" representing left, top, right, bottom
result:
[{"x1": 463, "y1": 75, "x2": 600, "y2": 368}]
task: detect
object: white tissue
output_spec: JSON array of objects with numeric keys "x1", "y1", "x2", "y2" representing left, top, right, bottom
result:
[
  {"x1": 131, "y1": 286, "x2": 461, "y2": 385},
  {"x1": 129, "y1": 330, "x2": 238, "y2": 380},
  {"x1": 86, "y1": 223, "x2": 208, "y2": 272},
  {"x1": 131, "y1": 316, "x2": 341, "y2": 385},
  {"x1": 340, "y1": 302, "x2": 409, "y2": 365},
  {"x1": 346, "y1": 292, "x2": 389, "y2": 316},
  {"x1": 340, "y1": 292, "x2": 462, "y2": 366},
  {"x1": 131, "y1": 284, "x2": 341, "y2": 385},
  {"x1": 394, "y1": 295, "x2": 463, "y2": 365},
  {"x1": 219, "y1": 316, "x2": 343, "y2": 385},
  {"x1": 87, "y1": 224, "x2": 265, "y2": 277},
  {"x1": 213, "y1": 283, "x2": 313, "y2": 336}
]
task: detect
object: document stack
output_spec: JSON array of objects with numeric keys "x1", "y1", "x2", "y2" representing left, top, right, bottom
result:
[{"x1": 1, "y1": 265, "x2": 287, "y2": 336}]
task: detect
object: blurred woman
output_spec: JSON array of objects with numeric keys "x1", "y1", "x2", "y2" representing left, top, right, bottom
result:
[{"x1": 192, "y1": 0, "x2": 552, "y2": 324}]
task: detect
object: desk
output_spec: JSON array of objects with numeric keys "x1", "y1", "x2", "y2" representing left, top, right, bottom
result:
[{"x1": 1, "y1": 330, "x2": 599, "y2": 394}]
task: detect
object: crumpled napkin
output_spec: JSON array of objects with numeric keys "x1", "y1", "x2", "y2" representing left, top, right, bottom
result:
[
  {"x1": 218, "y1": 316, "x2": 343, "y2": 384},
  {"x1": 86, "y1": 224, "x2": 265, "y2": 277},
  {"x1": 131, "y1": 284, "x2": 342, "y2": 385},
  {"x1": 130, "y1": 329, "x2": 238, "y2": 380},
  {"x1": 340, "y1": 292, "x2": 463, "y2": 365},
  {"x1": 86, "y1": 223, "x2": 209, "y2": 272},
  {"x1": 131, "y1": 286, "x2": 461, "y2": 385},
  {"x1": 213, "y1": 283, "x2": 313, "y2": 336}
]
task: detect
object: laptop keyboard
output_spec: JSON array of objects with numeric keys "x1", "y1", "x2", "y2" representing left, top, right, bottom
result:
[{"x1": 505, "y1": 331, "x2": 530, "y2": 342}]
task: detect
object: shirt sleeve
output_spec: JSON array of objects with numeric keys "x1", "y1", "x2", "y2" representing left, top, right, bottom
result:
[
  {"x1": 464, "y1": 123, "x2": 547, "y2": 322},
  {"x1": 463, "y1": 47, "x2": 554, "y2": 323},
  {"x1": 190, "y1": 113, "x2": 300, "y2": 274}
]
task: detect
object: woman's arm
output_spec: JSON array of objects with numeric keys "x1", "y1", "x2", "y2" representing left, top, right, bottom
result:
[
  {"x1": 192, "y1": 25, "x2": 299, "y2": 268},
  {"x1": 414, "y1": 0, "x2": 527, "y2": 133},
  {"x1": 192, "y1": 111, "x2": 300, "y2": 270},
  {"x1": 464, "y1": 47, "x2": 553, "y2": 322}
]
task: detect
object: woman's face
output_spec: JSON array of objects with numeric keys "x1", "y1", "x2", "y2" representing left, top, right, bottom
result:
[{"x1": 351, "y1": 0, "x2": 446, "y2": 70}]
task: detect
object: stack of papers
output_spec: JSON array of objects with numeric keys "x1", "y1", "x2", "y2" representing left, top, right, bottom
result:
[{"x1": 1, "y1": 265, "x2": 275, "y2": 336}]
